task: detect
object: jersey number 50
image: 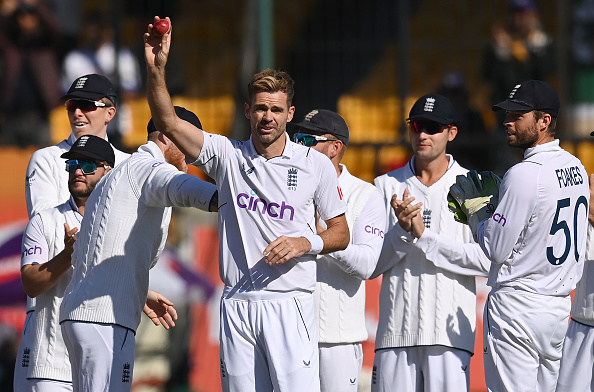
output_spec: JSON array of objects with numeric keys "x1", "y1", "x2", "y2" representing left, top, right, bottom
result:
[{"x1": 547, "y1": 196, "x2": 589, "y2": 265}]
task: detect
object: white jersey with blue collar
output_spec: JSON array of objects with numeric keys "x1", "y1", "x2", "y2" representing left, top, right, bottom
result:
[
  {"x1": 194, "y1": 132, "x2": 347, "y2": 293},
  {"x1": 477, "y1": 140, "x2": 590, "y2": 296}
]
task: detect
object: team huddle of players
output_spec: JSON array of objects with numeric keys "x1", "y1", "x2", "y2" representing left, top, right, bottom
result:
[{"x1": 13, "y1": 16, "x2": 594, "y2": 392}]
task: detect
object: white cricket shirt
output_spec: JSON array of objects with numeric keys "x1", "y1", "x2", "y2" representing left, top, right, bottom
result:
[
  {"x1": 194, "y1": 132, "x2": 347, "y2": 293},
  {"x1": 25, "y1": 133, "x2": 129, "y2": 218},
  {"x1": 477, "y1": 140, "x2": 590, "y2": 296},
  {"x1": 60, "y1": 141, "x2": 217, "y2": 332},
  {"x1": 570, "y1": 224, "x2": 594, "y2": 326},
  {"x1": 314, "y1": 164, "x2": 385, "y2": 344},
  {"x1": 372, "y1": 155, "x2": 491, "y2": 354},
  {"x1": 20, "y1": 198, "x2": 81, "y2": 382}
]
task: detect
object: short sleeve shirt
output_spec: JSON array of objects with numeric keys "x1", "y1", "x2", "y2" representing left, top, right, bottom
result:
[
  {"x1": 21, "y1": 198, "x2": 82, "y2": 268},
  {"x1": 194, "y1": 132, "x2": 347, "y2": 292}
]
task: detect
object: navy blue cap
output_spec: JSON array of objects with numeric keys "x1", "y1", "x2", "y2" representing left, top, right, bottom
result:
[
  {"x1": 61, "y1": 135, "x2": 115, "y2": 167},
  {"x1": 407, "y1": 94, "x2": 457, "y2": 125},
  {"x1": 492, "y1": 80, "x2": 560, "y2": 117},
  {"x1": 147, "y1": 106, "x2": 203, "y2": 134},
  {"x1": 61, "y1": 74, "x2": 118, "y2": 107},
  {"x1": 290, "y1": 109, "x2": 349, "y2": 145}
]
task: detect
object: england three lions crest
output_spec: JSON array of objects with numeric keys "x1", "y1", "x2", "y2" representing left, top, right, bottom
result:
[{"x1": 287, "y1": 168, "x2": 297, "y2": 190}]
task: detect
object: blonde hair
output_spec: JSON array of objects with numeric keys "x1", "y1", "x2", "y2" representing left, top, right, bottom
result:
[{"x1": 248, "y1": 69, "x2": 295, "y2": 106}]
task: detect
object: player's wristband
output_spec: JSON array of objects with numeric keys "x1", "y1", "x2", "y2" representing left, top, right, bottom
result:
[{"x1": 304, "y1": 234, "x2": 324, "y2": 255}]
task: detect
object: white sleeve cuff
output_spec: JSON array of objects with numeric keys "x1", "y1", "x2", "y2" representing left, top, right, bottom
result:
[{"x1": 305, "y1": 234, "x2": 324, "y2": 255}]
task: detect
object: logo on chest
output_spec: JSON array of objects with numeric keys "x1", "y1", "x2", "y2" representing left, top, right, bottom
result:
[
  {"x1": 423, "y1": 209, "x2": 432, "y2": 228},
  {"x1": 236, "y1": 189, "x2": 295, "y2": 221},
  {"x1": 287, "y1": 168, "x2": 298, "y2": 191}
]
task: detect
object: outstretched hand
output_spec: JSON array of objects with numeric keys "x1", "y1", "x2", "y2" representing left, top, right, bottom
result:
[
  {"x1": 143, "y1": 289, "x2": 177, "y2": 330},
  {"x1": 144, "y1": 16, "x2": 172, "y2": 70}
]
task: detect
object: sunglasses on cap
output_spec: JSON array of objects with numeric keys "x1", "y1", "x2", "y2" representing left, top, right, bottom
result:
[
  {"x1": 65, "y1": 159, "x2": 109, "y2": 175},
  {"x1": 65, "y1": 99, "x2": 111, "y2": 112},
  {"x1": 293, "y1": 133, "x2": 339, "y2": 147},
  {"x1": 408, "y1": 121, "x2": 452, "y2": 135}
]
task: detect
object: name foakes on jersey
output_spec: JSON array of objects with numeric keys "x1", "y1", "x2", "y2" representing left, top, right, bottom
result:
[{"x1": 555, "y1": 166, "x2": 584, "y2": 188}]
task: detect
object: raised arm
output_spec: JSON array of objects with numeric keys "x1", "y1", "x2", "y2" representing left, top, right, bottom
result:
[{"x1": 144, "y1": 17, "x2": 204, "y2": 161}]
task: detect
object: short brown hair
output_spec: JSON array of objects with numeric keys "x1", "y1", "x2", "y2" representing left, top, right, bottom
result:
[{"x1": 248, "y1": 69, "x2": 295, "y2": 106}]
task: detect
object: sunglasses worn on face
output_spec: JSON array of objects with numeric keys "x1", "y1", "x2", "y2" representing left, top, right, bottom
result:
[
  {"x1": 293, "y1": 133, "x2": 339, "y2": 147},
  {"x1": 65, "y1": 159, "x2": 109, "y2": 174},
  {"x1": 408, "y1": 121, "x2": 451, "y2": 135},
  {"x1": 65, "y1": 99, "x2": 110, "y2": 112}
]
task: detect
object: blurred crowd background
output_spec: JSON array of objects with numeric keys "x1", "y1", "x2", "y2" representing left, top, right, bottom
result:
[{"x1": 1, "y1": 0, "x2": 594, "y2": 391}]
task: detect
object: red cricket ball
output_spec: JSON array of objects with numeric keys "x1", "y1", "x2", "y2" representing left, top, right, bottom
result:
[{"x1": 154, "y1": 19, "x2": 170, "y2": 36}]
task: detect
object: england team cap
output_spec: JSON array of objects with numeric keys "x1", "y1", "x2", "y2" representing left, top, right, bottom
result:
[
  {"x1": 290, "y1": 109, "x2": 349, "y2": 145},
  {"x1": 509, "y1": 0, "x2": 537, "y2": 11},
  {"x1": 61, "y1": 135, "x2": 115, "y2": 167},
  {"x1": 146, "y1": 106, "x2": 203, "y2": 134},
  {"x1": 492, "y1": 80, "x2": 560, "y2": 117},
  {"x1": 406, "y1": 93, "x2": 457, "y2": 125},
  {"x1": 61, "y1": 74, "x2": 118, "y2": 107}
]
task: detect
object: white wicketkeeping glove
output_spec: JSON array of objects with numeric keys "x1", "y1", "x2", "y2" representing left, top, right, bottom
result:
[{"x1": 448, "y1": 170, "x2": 501, "y2": 236}]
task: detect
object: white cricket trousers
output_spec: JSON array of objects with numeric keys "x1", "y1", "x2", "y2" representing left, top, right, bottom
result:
[
  {"x1": 319, "y1": 343, "x2": 363, "y2": 392},
  {"x1": 483, "y1": 288, "x2": 570, "y2": 392},
  {"x1": 556, "y1": 320, "x2": 594, "y2": 392},
  {"x1": 14, "y1": 379, "x2": 72, "y2": 392},
  {"x1": 219, "y1": 287, "x2": 320, "y2": 392},
  {"x1": 370, "y1": 346, "x2": 471, "y2": 392},
  {"x1": 61, "y1": 321, "x2": 136, "y2": 392}
]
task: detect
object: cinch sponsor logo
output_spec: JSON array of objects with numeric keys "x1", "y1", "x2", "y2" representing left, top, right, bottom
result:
[
  {"x1": 22, "y1": 246, "x2": 42, "y2": 258},
  {"x1": 152, "y1": 162, "x2": 164, "y2": 168},
  {"x1": 555, "y1": 166, "x2": 584, "y2": 188},
  {"x1": 492, "y1": 213, "x2": 506, "y2": 227},
  {"x1": 365, "y1": 224, "x2": 384, "y2": 238},
  {"x1": 236, "y1": 189, "x2": 295, "y2": 221}
]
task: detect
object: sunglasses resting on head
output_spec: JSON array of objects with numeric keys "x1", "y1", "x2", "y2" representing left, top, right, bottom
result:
[
  {"x1": 65, "y1": 159, "x2": 110, "y2": 175},
  {"x1": 408, "y1": 120, "x2": 452, "y2": 135},
  {"x1": 65, "y1": 99, "x2": 112, "y2": 112},
  {"x1": 293, "y1": 133, "x2": 339, "y2": 147}
]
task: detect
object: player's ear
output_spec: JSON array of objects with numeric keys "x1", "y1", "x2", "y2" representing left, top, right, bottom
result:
[
  {"x1": 157, "y1": 132, "x2": 169, "y2": 144},
  {"x1": 447, "y1": 125, "x2": 458, "y2": 142},
  {"x1": 244, "y1": 102, "x2": 251, "y2": 120},
  {"x1": 287, "y1": 105, "x2": 295, "y2": 122},
  {"x1": 329, "y1": 140, "x2": 342, "y2": 159},
  {"x1": 539, "y1": 113, "x2": 551, "y2": 131},
  {"x1": 105, "y1": 106, "x2": 116, "y2": 124}
]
